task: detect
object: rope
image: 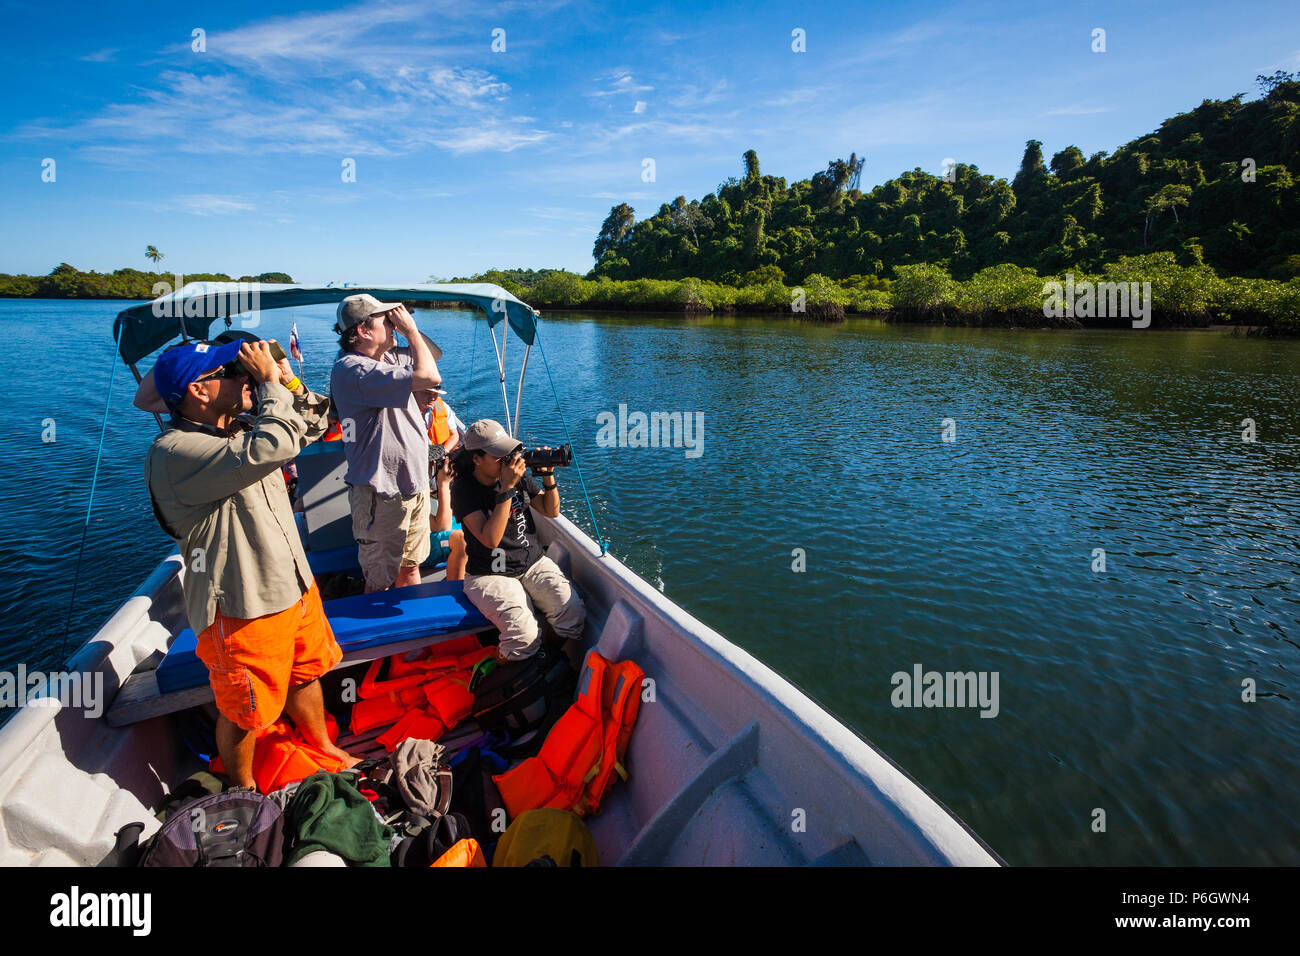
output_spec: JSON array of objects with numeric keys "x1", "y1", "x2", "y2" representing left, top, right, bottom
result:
[
  {"x1": 534, "y1": 325, "x2": 608, "y2": 555},
  {"x1": 65, "y1": 320, "x2": 124, "y2": 640}
]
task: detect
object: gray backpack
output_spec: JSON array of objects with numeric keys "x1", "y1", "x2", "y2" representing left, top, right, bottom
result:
[{"x1": 138, "y1": 790, "x2": 286, "y2": 867}]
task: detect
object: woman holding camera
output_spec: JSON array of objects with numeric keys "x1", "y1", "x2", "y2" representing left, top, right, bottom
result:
[{"x1": 450, "y1": 419, "x2": 586, "y2": 664}]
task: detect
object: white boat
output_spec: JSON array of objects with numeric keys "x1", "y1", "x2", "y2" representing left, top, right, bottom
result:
[{"x1": 0, "y1": 284, "x2": 1001, "y2": 867}]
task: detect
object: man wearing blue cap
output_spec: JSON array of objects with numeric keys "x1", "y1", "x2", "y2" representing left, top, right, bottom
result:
[{"x1": 146, "y1": 339, "x2": 359, "y2": 790}]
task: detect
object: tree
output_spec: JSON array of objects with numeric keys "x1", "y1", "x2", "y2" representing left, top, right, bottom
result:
[
  {"x1": 742, "y1": 204, "x2": 766, "y2": 267},
  {"x1": 578, "y1": 78, "x2": 1300, "y2": 283},
  {"x1": 742, "y1": 264, "x2": 785, "y2": 285},
  {"x1": 1050, "y1": 146, "x2": 1085, "y2": 179},
  {"x1": 669, "y1": 197, "x2": 711, "y2": 250},
  {"x1": 1256, "y1": 70, "x2": 1298, "y2": 97},
  {"x1": 846, "y1": 152, "x2": 866, "y2": 191},
  {"x1": 1143, "y1": 184, "x2": 1192, "y2": 246},
  {"x1": 810, "y1": 158, "x2": 853, "y2": 212},
  {"x1": 593, "y1": 204, "x2": 635, "y2": 263},
  {"x1": 145, "y1": 245, "x2": 164, "y2": 265},
  {"x1": 1012, "y1": 140, "x2": 1048, "y2": 195}
]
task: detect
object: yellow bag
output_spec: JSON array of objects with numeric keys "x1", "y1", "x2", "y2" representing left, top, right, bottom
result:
[{"x1": 493, "y1": 809, "x2": 599, "y2": 867}]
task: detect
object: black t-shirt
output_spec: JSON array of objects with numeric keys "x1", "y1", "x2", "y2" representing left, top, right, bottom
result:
[{"x1": 451, "y1": 472, "x2": 543, "y2": 576}]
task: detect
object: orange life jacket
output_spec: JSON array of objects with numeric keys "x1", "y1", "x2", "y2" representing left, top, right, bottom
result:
[
  {"x1": 376, "y1": 709, "x2": 446, "y2": 752},
  {"x1": 358, "y1": 634, "x2": 489, "y2": 700},
  {"x1": 492, "y1": 653, "x2": 644, "y2": 819},
  {"x1": 350, "y1": 694, "x2": 408, "y2": 734},
  {"x1": 323, "y1": 421, "x2": 343, "y2": 441},
  {"x1": 210, "y1": 715, "x2": 347, "y2": 794},
  {"x1": 353, "y1": 637, "x2": 493, "y2": 751},
  {"x1": 430, "y1": 838, "x2": 487, "y2": 867},
  {"x1": 427, "y1": 396, "x2": 452, "y2": 446}
]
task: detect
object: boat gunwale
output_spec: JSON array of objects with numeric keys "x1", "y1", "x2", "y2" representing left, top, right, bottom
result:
[{"x1": 537, "y1": 511, "x2": 1005, "y2": 866}]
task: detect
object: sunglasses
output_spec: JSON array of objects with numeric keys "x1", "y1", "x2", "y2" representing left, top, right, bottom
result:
[{"x1": 195, "y1": 362, "x2": 247, "y2": 384}]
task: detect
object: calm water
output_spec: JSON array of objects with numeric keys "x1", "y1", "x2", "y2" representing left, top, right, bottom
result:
[{"x1": 1, "y1": 298, "x2": 1297, "y2": 866}]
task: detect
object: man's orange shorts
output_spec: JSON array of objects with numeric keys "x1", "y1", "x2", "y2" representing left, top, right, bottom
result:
[{"x1": 195, "y1": 582, "x2": 342, "y2": 732}]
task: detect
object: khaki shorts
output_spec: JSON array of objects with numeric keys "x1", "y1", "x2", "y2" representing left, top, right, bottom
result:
[{"x1": 349, "y1": 484, "x2": 431, "y2": 590}]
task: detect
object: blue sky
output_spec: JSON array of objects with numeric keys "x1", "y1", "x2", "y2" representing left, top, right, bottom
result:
[{"x1": 1, "y1": 0, "x2": 1297, "y2": 283}]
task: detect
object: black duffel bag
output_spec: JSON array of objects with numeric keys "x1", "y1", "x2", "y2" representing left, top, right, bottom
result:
[{"x1": 470, "y1": 643, "x2": 576, "y2": 756}]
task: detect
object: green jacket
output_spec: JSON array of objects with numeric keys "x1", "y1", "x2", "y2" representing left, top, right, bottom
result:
[{"x1": 285, "y1": 772, "x2": 394, "y2": 867}]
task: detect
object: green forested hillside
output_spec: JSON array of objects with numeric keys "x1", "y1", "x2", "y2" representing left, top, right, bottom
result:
[
  {"x1": 591, "y1": 73, "x2": 1300, "y2": 283},
  {"x1": 0, "y1": 264, "x2": 294, "y2": 299}
]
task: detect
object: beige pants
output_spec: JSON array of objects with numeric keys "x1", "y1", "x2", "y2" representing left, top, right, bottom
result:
[
  {"x1": 349, "y1": 484, "x2": 431, "y2": 591},
  {"x1": 463, "y1": 554, "x2": 587, "y2": 660}
]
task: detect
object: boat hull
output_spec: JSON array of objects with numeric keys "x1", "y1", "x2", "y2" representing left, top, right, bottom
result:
[{"x1": 0, "y1": 514, "x2": 1000, "y2": 866}]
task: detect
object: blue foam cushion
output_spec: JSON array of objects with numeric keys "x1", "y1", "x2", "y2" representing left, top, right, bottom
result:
[{"x1": 155, "y1": 580, "x2": 492, "y2": 695}]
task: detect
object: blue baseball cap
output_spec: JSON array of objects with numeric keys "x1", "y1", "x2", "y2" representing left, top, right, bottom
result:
[{"x1": 153, "y1": 340, "x2": 244, "y2": 410}]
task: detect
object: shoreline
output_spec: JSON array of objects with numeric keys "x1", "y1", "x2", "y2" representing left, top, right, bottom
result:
[
  {"x1": 509, "y1": 304, "x2": 1284, "y2": 333},
  {"x1": 3, "y1": 295, "x2": 1289, "y2": 335}
]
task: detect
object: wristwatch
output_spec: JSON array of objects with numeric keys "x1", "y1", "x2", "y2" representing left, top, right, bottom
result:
[{"x1": 494, "y1": 484, "x2": 514, "y2": 504}]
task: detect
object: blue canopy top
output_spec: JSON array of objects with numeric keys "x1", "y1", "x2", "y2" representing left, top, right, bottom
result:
[{"x1": 112, "y1": 282, "x2": 539, "y2": 365}]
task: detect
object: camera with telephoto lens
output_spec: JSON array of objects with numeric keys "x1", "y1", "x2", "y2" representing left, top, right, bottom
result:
[
  {"x1": 521, "y1": 444, "x2": 572, "y2": 469},
  {"x1": 428, "y1": 441, "x2": 447, "y2": 471}
]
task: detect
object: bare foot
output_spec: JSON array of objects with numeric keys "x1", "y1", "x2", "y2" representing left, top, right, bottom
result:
[{"x1": 322, "y1": 745, "x2": 362, "y2": 769}]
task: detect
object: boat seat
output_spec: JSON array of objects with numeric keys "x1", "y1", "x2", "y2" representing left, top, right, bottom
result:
[
  {"x1": 154, "y1": 580, "x2": 492, "y2": 694},
  {"x1": 104, "y1": 580, "x2": 494, "y2": 727}
]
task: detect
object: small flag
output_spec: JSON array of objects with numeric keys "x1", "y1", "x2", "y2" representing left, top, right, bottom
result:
[{"x1": 289, "y1": 322, "x2": 302, "y2": 362}]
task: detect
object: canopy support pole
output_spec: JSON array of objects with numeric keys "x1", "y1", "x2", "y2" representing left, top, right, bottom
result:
[
  {"x1": 511, "y1": 343, "x2": 531, "y2": 438},
  {"x1": 128, "y1": 362, "x2": 164, "y2": 431},
  {"x1": 489, "y1": 322, "x2": 512, "y2": 436}
]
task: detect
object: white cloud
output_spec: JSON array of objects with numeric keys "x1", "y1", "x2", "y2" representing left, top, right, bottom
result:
[
  {"x1": 379, "y1": 66, "x2": 510, "y2": 105},
  {"x1": 594, "y1": 119, "x2": 732, "y2": 146},
  {"x1": 197, "y1": 0, "x2": 433, "y2": 71},
  {"x1": 1043, "y1": 105, "x2": 1114, "y2": 116},
  {"x1": 26, "y1": 1, "x2": 556, "y2": 162},
  {"x1": 667, "y1": 79, "x2": 728, "y2": 109},
  {"x1": 633, "y1": 100, "x2": 646, "y2": 114},
  {"x1": 528, "y1": 206, "x2": 595, "y2": 221},
  {"x1": 29, "y1": 55, "x2": 537, "y2": 158},
  {"x1": 80, "y1": 48, "x2": 118, "y2": 62},
  {"x1": 433, "y1": 126, "x2": 551, "y2": 153},
  {"x1": 762, "y1": 86, "x2": 822, "y2": 107},
  {"x1": 172, "y1": 194, "x2": 256, "y2": 216},
  {"x1": 588, "y1": 68, "x2": 654, "y2": 97}
]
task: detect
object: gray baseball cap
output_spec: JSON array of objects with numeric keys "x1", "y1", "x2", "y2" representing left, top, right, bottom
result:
[
  {"x1": 335, "y1": 293, "x2": 403, "y2": 332},
  {"x1": 462, "y1": 419, "x2": 521, "y2": 458}
]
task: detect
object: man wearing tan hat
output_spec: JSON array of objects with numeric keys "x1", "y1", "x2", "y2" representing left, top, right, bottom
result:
[{"x1": 330, "y1": 293, "x2": 443, "y2": 591}]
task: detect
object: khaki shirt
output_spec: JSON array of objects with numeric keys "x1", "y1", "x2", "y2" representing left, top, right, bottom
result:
[{"x1": 146, "y1": 382, "x2": 330, "y2": 634}]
